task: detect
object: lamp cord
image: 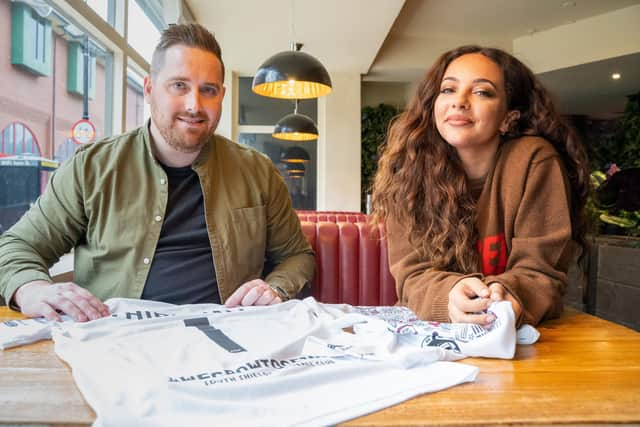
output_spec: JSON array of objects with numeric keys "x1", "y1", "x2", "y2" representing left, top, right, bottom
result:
[{"x1": 290, "y1": 0, "x2": 295, "y2": 51}]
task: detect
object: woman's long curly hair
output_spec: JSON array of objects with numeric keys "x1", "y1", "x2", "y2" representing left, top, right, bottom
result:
[{"x1": 372, "y1": 45, "x2": 589, "y2": 273}]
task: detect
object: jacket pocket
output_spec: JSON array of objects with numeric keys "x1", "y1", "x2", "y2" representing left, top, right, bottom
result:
[{"x1": 229, "y1": 205, "x2": 267, "y2": 278}]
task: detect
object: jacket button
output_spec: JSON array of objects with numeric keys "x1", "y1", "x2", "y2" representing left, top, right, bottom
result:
[{"x1": 143, "y1": 258, "x2": 150, "y2": 265}]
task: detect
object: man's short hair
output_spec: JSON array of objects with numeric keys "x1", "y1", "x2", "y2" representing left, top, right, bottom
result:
[{"x1": 150, "y1": 23, "x2": 225, "y2": 80}]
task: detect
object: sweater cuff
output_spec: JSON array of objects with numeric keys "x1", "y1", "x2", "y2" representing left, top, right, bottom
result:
[
  {"x1": 431, "y1": 293, "x2": 451, "y2": 322},
  {"x1": 431, "y1": 273, "x2": 484, "y2": 322}
]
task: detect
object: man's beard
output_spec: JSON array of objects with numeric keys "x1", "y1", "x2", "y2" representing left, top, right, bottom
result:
[{"x1": 157, "y1": 113, "x2": 215, "y2": 154}]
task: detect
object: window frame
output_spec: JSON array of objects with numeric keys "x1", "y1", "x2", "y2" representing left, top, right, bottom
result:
[{"x1": 49, "y1": 0, "x2": 187, "y2": 134}]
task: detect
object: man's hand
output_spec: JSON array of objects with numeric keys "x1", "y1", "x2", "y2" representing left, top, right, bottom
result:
[
  {"x1": 13, "y1": 280, "x2": 110, "y2": 322},
  {"x1": 487, "y1": 282, "x2": 523, "y2": 320},
  {"x1": 448, "y1": 277, "x2": 495, "y2": 325},
  {"x1": 224, "y1": 279, "x2": 282, "y2": 307}
]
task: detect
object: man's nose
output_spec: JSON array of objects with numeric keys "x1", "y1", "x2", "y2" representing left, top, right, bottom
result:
[{"x1": 184, "y1": 91, "x2": 201, "y2": 113}]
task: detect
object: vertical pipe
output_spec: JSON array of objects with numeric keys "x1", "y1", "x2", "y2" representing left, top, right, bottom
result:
[{"x1": 82, "y1": 35, "x2": 90, "y2": 120}]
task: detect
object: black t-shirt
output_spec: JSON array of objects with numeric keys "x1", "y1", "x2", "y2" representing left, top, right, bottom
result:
[{"x1": 142, "y1": 163, "x2": 220, "y2": 304}]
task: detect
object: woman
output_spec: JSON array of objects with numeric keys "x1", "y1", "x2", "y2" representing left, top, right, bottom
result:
[{"x1": 372, "y1": 46, "x2": 589, "y2": 327}]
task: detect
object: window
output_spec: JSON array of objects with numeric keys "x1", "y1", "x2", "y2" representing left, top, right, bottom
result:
[
  {"x1": 67, "y1": 41, "x2": 97, "y2": 99},
  {"x1": 127, "y1": 0, "x2": 162, "y2": 63},
  {"x1": 237, "y1": 77, "x2": 318, "y2": 210},
  {"x1": 0, "y1": 122, "x2": 41, "y2": 156},
  {"x1": 1, "y1": 0, "x2": 187, "y2": 232},
  {"x1": 85, "y1": 0, "x2": 109, "y2": 24},
  {"x1": 10, "y1": 1, "x2": 52, "y2": 76},
  {"x1": 125, "y1": 66, "x2": 148, "y2": 131},
  {"x1": 239, "y1": 134, "x2": 317, "y2": 210},
  {"x1": 55, "y1": 138, "x2": 79, "y2": 163}
]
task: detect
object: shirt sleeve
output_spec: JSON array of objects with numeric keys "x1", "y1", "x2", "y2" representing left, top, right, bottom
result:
[
  {"x1": 0, "y1": 153, "x2": 88, "y2": 304},
  {"x1": 484, "y1": 155, "x2": 574, "y2": 327},
  {"x1": 386, "y1": 216, "x2": 481, "y2": 322},
  {"x1": 262, "y1": 163, "x2": 315, "y2": 299}
]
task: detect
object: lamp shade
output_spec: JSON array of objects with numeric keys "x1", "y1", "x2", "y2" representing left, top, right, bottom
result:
[
  {"x1": 281, "y1": 146, "x2": 310, "y2": 163},
  {"x1": 252, "y1": 50, "x2": 332, "y2": 99},
  {"x1": 286, "y1": 163, "x2": 305, "y2": 173},
  {"x1": 273, "y1": 113, "x2": 318, "y2": 141}
]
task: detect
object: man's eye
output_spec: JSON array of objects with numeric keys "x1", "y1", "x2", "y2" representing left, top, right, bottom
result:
[
  {"x1": 172, "y1": 82, "x2": 187, "y2": 90},
  {"x1": 202, "y1": 86, "x2": 219, "y2": 96}
]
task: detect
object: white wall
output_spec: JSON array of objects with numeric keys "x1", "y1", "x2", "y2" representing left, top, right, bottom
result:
[
  {"x1": 216, "y1": 69, "x2": 234, "y2": 140},
  {"x1": 317, "y1": 72, "x2": 361, "y2": 211}
]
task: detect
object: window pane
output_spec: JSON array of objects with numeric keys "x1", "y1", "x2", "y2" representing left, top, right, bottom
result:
[
  {"x1": 125, "y1": 66, "x2": 148, "y2": 131},
  {"x1": 15, "y1": 125, "x2": 24, "y2": 153},
  {"x1": 85, "y1": 0, "x2": 109, "y2": 23},
  {"x1": 0, "y1": 0, "x2": 114, "y2": 232},
  {"x1": 127, "y1": 0, "x2": 161, "y2": 63},
  {"x1": 55, "y1": 139, "x2": 78, "y2": 163},
  {"x1": 3, "y1": 127, "x2": 14, "y2": 148},
  {"x1": 25, "y1": 129, "x2": 33, "y2": 154},
  {"x1": 238, "y1": 77, "x2": 317, "y2": 126},
  {"x1": 238, "y1": 134, "x2": 316, "y2": 210}
]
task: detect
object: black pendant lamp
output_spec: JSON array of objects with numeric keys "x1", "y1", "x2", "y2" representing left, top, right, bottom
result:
[
  {"x1": 273, "y1": 100, "x2": 318, "y2": 141},
  {"x1": 252, "y1": 42, "x2": 332, "y2": 99},
  {"x1": 286, "y1": 163, "x2": 306, "y2": 174},
  {"x1": 281, "y1": 146, "x2": 310, "y2": 163}
]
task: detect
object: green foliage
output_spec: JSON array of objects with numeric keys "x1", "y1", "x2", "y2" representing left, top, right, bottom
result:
[
  {"x1": 361, "y1": 104, "x2": 399, "y2": 211},
  {"x1": 586, "y1": 92, "x2": 640, "y2": 237},
  {"x1": 618, "y1": 92, "x2": 640, "y2": 168},
  {"x1": 588, "y1": 92, "x2": 640, "y2": 171},
  {"x1": 588, "y1": 170, "x2": 640, "y2": 237}
]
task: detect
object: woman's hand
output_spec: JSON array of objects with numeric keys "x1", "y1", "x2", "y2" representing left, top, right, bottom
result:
[
  {"x1": 487, "y1": 282, "x2": 522, "y2": 320},
  {"x1": 448, "y1": 277, "x2": 495, "y2": 325}
]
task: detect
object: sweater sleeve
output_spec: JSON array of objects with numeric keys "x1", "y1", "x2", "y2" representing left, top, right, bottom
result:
[
  {"x1": 386, "y1": 217, "x2": 481, "y2": 322},
  {"x1": 484, "y1": 154, "x2": 574, "y2": 327}
]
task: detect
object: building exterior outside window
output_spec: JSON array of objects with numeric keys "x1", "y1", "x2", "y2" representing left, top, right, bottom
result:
[{"x1": 0, "y1": 0, "x2": 167, "y2": 233}]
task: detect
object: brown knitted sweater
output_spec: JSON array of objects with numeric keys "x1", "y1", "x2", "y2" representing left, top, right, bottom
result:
[{"x1": 387, "y1": 136, "x2": 575, "y2": 327}]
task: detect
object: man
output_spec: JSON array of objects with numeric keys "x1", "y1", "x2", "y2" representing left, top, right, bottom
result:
[{"x1": 0, "y1": 24, "x2": 314, "y2": 321}]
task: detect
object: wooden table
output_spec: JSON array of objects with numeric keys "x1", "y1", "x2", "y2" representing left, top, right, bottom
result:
[{"x1": 1, "y1": 306, "x2": 639, "y2": 426}]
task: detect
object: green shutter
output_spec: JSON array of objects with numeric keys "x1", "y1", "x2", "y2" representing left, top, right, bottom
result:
[
  {"x1": 10, "y1": 2, "x2": 52, "y2": 76},
  {"x1": 67, "y1": 42, "x2": 96, "y2": 99}
]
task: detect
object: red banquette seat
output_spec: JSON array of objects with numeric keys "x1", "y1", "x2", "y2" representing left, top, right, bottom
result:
[
  {"x1": 298, "y1": 215, "x2": 397, "y2": 306},
  {"x1": 296, "y1": 210, "x2": 367, "y2": 224}
]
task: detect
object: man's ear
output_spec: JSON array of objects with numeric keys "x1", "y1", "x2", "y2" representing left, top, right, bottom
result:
[
  {"x1": 143, "y1": 76, "x2": 152, "y2": 102},
  {"x1": 500, "y1": 110, "x2": 520, "y2": 135}
]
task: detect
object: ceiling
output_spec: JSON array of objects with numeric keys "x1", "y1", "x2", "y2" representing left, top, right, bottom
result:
[
  {"x1": 185, "y1": 0, "x2": 404, "y2": 75},
  {"x1": 186, "y1": 0, "x2": 640, "y2": 117}
]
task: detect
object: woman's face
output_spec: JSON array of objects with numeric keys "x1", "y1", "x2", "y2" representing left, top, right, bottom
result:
[{"x1": 434, "y1": 53, "x2": 511, "y2": 152}]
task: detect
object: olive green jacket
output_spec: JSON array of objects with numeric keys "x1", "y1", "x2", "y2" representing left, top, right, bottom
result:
[{"x1": 0, "y1": 124, "x2": 314, "y2": 305}]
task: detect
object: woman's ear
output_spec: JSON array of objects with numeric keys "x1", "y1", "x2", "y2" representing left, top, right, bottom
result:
[{"x1": 500, "y1": 110, "x2": 521, "y2": 135}]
